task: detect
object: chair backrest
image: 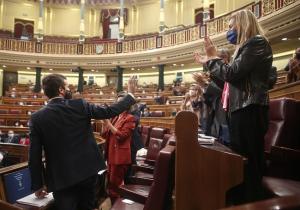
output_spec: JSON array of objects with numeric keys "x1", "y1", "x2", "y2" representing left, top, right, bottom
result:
[
  {"x1": 0, "y1": 109, "x2": 8, "y2": 114},
  {"x1": 138, "y1": 125, "x2": 143, "y2": 135},
  {"x1": 264, "y1": 98, "x2": 300, "y2": 153},
  {"x1": 168, "y1": 135, "x2": 176, "y2": 146},
  {"x1": 9, "y1": 110, "x2": 22, "y2": 114},
  {"x1": 150, "y1": 111, "x2": 165, "y2": 117},
  {"x1": 145, "y1": 138, "x2": 163, "y2": 161},
  {"x1": 141, "y1": 126, "x2": 152, "y2": 147},
  {"x1": 144, "y1": 145, "x2": 175, "y2": 210},
  {"x1": 162, "y1": 134, "x2": 172, "y2": 148},
  {"x1": 150, "y1": 127, "x2": 167, "y2": 139},
  {"x1": 0, "y1": 200, "x2": 23, "y2": 210}
]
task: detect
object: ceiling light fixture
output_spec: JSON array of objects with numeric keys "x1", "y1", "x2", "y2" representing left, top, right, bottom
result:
[
  {"x1": 2, "y1": 65, "x2": 7, "y2": 68},
  {"x1": 49, "y1": 68, "x2": 53, "y2": 71},
  {"x1": 91, "y1": 69, "x2": 95, "y2": 72},
  {"x1": 131, "y1": 68, "x2": 135, "y2": 70},
  {"x1": 181, "y1": 64, "x2": 185, "y2": 67},
  {"x1": 281, "y1": 38, "x2": 288, "y2": 41},
  {"x1": 152, "y1": 66, "x2": 156, "y2": 69},
  {"x1": 173, "y1": 64, "x2": 177, "y2": 66}
]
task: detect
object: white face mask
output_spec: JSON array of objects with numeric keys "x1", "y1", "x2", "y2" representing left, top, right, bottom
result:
[{"x1": 8, "y1": 133, "x2": 14, "y2": 138}]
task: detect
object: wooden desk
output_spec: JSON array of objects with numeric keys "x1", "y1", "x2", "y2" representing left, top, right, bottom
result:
[
  {"x1": 0, "y1": 105, "x2": 41, "y2": 114},
  {"x1": 0, "y1": 126, "x2": 29, "y2": 134},
  {"x1": 175, "y1": 111, "x2": 244, "y2": 210},
  {"x1": 14, "y1": 202, "x2": 55, "y2": 210},
  {"x1": 269, "y1": 80, "x2": 300, "y2": 100},
  {"x1": 140, "y1": 117, "x2": 175, "y2": 131},
  {"x1": 0, "y1": 143, "x2": 29, "y2": 163},
  {"x1": 1, "y1": 98, "x2": 46, "y2": 105}
]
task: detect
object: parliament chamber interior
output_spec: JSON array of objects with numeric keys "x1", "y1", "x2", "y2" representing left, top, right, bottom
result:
[{"x1": 0, "y1": 0, "x2": 300, "y2": 209}]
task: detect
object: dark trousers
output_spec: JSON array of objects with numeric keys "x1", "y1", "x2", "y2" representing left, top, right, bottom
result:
[
  {"x1": 53, "y1": 175, "x2": 98, "y2": 210},
  {"x1": 229, "y1": 105, "x2": 268, "y2": 203}
]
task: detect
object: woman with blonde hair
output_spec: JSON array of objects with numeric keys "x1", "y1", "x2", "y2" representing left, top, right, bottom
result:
[{"x1": 194, "y1": 9, "x2": 273, "y2": 202}]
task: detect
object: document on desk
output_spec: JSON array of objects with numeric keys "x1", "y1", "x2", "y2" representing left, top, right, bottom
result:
[
  {"x1": 198, "y1": 134, "x2": 216, "y2": 145},
  {"x1": 17, "y1": 192, "x2": 54, "y2": 207}
]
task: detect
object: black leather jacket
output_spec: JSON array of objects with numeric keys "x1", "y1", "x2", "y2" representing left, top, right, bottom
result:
[{"x1": 207, "y1": 35, "x2": 273, "y2": 113}]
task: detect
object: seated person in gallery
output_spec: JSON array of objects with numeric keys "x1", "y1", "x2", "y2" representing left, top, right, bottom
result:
[{"x1": 2, "y1": 130, "x2": 20, "y2": 144}]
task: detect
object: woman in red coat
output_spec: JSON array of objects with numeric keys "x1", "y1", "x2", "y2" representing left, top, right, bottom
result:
[{"x1": 102, "y1": 93, "x2": 136, "y2": 204}]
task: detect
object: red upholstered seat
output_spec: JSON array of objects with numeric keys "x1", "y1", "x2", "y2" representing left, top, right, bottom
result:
[
  {"x1": 149, "y1": 127, "x2": 167, "y2": 139},
  {"x1": 162, "y1": 134, "x2": 172, "y2": 148},
  {"x1": 263, "y1": 145, "x2": 300, "y2": 198},
  {"x1": 150, "y1": 111, "x2": 165, "y2": 117},
  {"x1": 0, "y1": 109, "x2": 8, "y2": 114},
  {"x1": 264, "y1": 98, "x2": 300, "y2": 153},
  {"x1": 110, "y1": 199, "x2": 144, "y2": 210},
  {"x1": 0, "y1": 119, "x2": 5, "y2": 126},
  {"x1": 112, "y1": 145, "x2": 175, "y2": 210},
  {"x1": 220, "y1": 195, "x2": 300, "y2": 210},
  {"x1": 9, "y1": 110, "x2": 22, "y2": 114},
  {"x1": 263, "y1": 177, "x2": 300, "y2": 197},
  {"x1": 141, "y1": 126, "x2": 152, "y2": 147}
]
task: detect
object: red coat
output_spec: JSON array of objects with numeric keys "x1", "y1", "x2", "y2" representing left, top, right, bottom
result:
[{"x1": 103, "y1": 112, "x2": 136, "y2": 165}]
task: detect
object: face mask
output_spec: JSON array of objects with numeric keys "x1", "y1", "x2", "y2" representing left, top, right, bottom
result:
[
  {"x1": 226, "y1": 29, "x2": 238, "y2": 45},
  {"x1": 64, "y1": 90, "x2": 72, "y2": 100},
  {"x1": 8, "y1": 134, "x2": 14, "y2": 138}
]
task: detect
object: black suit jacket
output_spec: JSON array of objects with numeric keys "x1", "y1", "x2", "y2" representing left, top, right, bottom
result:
[
  {"x1": 29, "y1": 95, "x2": 135, "y2": 192},
  {"x1": 2, "y1": 135, "x2": 20, "y2": 144}
]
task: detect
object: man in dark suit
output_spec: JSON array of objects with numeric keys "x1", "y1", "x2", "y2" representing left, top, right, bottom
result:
[
  {"x1": 2, "y1": 130, "x2": 20, "y2": 144},
  {"x1": 29, "y1": 74, "x2": 137, "y2": 210}
]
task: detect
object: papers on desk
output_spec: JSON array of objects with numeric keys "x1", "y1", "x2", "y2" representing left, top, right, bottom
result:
[
  {"x1": 198, "y1": 134, "x2": 216, "y2": 145},
  {"x1": 136, "y1": 148, "x2": 147, "y2": 157},
  {"x1": 122, "y1": 199, "x2": 135, "y2": 205},
  {"x1": 17, "y1": 192, "x2": 54, "y2": 207}
]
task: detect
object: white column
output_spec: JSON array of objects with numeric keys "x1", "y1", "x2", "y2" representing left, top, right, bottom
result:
[
  {"x1": 119, "y1": 0, "x2": 125, "y2": 40},
  {"x1": 0, "y1": 69, "x2": 3, "y2": 97},
  {"x1": 37, "y1": 0, "x2": 44, "y2": 41},
  {"x1": 0, "y1": 0, "x2": 3, "y2": 29},
  {"x1": 159, "y1": 0, "x2": 165, "y2": 32},
  {"x1": 79, "y1": 0, "x2": 85, "y2": 43}
]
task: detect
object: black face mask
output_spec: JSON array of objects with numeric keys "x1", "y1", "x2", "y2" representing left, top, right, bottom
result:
[
  {"x1": 64, "y1": 90, "x2": 72, "y2": 99},
  {"x1": 296, "y1": 53, "x2": 300, "y2": 60}
]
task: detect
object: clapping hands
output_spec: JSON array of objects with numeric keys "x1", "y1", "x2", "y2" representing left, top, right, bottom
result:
[
  {"x1": 194, "y1": 36, "x2": 218, "y2": 64},
  {"x1": 128, "y1": 75, "x2": 138, "y2": 94}
]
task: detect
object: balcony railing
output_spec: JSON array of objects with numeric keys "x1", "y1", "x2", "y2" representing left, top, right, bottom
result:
[{"x1": 0, "y1": 0, "x2": 297, "y2": 55}]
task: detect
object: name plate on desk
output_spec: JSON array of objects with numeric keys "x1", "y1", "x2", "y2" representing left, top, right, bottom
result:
[{"x1": 4, "y1": 168, "x2": 31, "y2": 203}]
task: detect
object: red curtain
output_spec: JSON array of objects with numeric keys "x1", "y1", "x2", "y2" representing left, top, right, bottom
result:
[
  {"x1": 100, "y1": 9, "x2": 128, "y2": 39},
  {"x1": 209, "y1": 4, "x2": 214, "y2": 19},
  {"x1": 14, "y1": 19, "x2": 34, "y2": 39},
  {"x1": 195, "y1": 8, "x2": 203, "y2": 25}
]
